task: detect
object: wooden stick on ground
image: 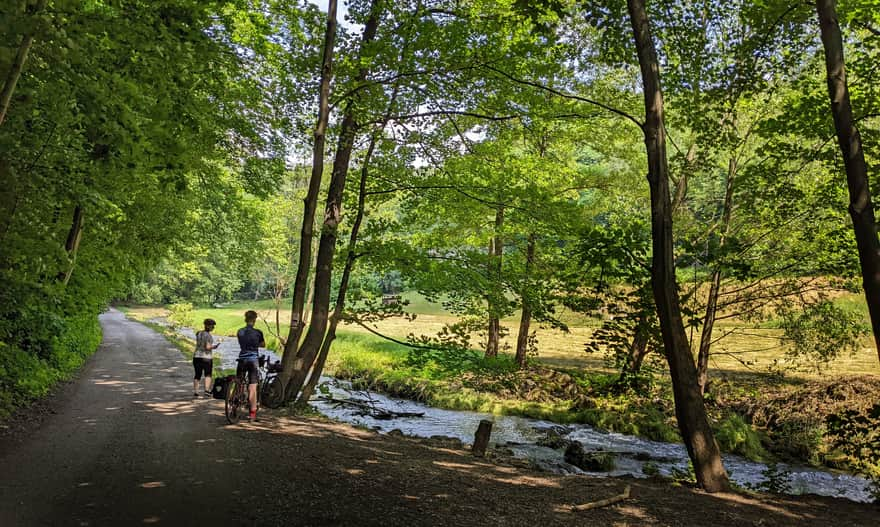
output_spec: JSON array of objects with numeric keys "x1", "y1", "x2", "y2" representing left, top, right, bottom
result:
[{"x1": 572, "y1": 485, "x2": 631, "y2": 512}]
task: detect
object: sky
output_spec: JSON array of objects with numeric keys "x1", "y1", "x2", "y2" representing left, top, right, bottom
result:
[{"x1": 308, "y1": 0, "x2": 351, "y2": 24}]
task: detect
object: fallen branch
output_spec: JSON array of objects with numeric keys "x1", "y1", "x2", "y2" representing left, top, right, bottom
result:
[
  {"x1": 317, "y1": 396, "x2": 425, "y2": 419},
  {"x1": 571, "y1": 485, "x2": 631, "y2": 512}
]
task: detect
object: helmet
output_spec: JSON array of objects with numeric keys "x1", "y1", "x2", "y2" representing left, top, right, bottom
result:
[{"x1": 204, "y1": 318, "x2": 216, "y2": 327}]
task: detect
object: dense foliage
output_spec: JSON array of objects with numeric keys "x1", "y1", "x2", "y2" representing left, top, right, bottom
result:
[{"x1": 0, "y1": 0, "x2": 300, "y2": 415}]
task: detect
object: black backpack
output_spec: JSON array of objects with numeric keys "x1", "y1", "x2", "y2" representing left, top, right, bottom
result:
[{"x1": 212, "y1": 376, "x2": 233, "y2": 399}]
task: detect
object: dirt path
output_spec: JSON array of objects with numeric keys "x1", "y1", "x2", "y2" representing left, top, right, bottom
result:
[{"x1": 0, "y1": 309, "x2": 876, "y2": 526}]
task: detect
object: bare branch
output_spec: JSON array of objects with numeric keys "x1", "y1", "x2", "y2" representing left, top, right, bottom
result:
[
  {"x1": 346, "y1": 318, "x2": 445, "y2": 351},
  {"x1": 481, "y1": 65, "x2": 644, "y2": 129}
]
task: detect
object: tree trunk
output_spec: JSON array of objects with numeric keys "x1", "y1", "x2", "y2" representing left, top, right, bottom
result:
[
  {"x1": 486, "y1": 206, "x2": 505, "y2": 358},
  {"x1": 621, "y1": 318, "x2": 650, "y2": 383},
  {"x1": 514, "y1": 233, "x2": 536, "y2": 368},
  {"x1": 279, "y1": 0, "x2": 338, "y2": 390},
  {"x1": 297, "y1": 131, "x2": 378, "y2": 407},
  {"x1": 671, "y1": 143, "x2": 695, "y2": 214},
  {"x1": 697, "y1": 156, "x2": 737, "y2": 393},
  {"x1": 816, "y1": 0, "x2": 880, "y2": 363},
  {"x1": 302, "y1": 235, "x2": 319, "y2": 328},
  {"x1": 626, "y1": 0, "x2": 729, "y2": 492},
  {"x1": 275, "y1": 285, "x2": 282, "y2": 341},
  {"x1": 0, "y1": 0, "x2": 48, "y2": 127},
  {"x1": 58, "y1": 205, "x2": 84, "y2": 285},
  {"x1": 284, "y1": 0, "x2": 382, "y2": 402},
  {"x1": 696, "y1": 269, "x2": 720, "y2": 392}
]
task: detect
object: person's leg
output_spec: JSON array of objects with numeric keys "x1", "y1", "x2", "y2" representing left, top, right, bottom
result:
[
  {"x1": 192, "y1": 359, "x2": 202, "y2": 396},
  {"x1": 204, "y1": 359, "x2": 213, "y2": 394},
  {"x1": 248, "y1": 383, "x2": 257, "y2": 413},
  {"x1": 246, "y1": 359, "x2": 258, "y2": 417}
]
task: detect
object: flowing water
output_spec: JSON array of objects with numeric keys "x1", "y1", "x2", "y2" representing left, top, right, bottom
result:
[
  {"x1": 172, "y1": 323, "x2": 873, "y2": 503},
  {"x1": 310, "y1": 378, "x2": 873, "y2": 503}
]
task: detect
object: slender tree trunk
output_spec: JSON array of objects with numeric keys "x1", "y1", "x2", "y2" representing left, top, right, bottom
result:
[
  {"x1": 486, "y1": 206, "x2": 505, "y2": 358},
  {"x1": 279, "y1": 0, "x2": 338, "y2": 390},
  {"x1": 696, "y1": 270, "x2": 720, "y2": 391},
  {"x1": 696, "y1": 157, "x2": 737, "y2": 393},
  {"x1": 0, "y1": 0, "x2": 48, "y2": 127},
  {"x1": 671, "y1": 143, "x2": 695, "y2": 214},
  {"x1": 274, "y1": 282, "x2": 283, "y2": 341},
  {"x1": 58, "y1": 205, "x2": 84, "y2": 285},
  {"x1": 486, "y1": 231, "x2": 498, "y2": 358},
  {"x1": 627, "y1": 0, "x2": 729, "y2": 492},
  {"x1": 620, "y1": 316, "x2": 650, "y2": 384},
  {"x1": 302, "y1": 235, "x2": 319, "y2": 328},
  {"x1": 285, "y1": 0, "x2": 382, "y2": 402},
  {"x1": 298, "y1": 31, "x2": 408, "y2": 406},
  {"x1": 816, "y1": 0, "x2": 880, "y2": 363},
  {"x1": 514, "y1": 233, "x2": 536, "y2": 368},
  {"x1": 297, "y1": 133, "x2": 379, "y2": 406},
  {"x1": 628, "y1": 327, "x2": 649, "y2": 374}
]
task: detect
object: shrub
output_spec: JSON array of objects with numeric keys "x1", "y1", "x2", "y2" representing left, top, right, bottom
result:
[
  {"x1": 825, "y1": 405, "x2": 880, "y2": 502},
  {"x1": 777, "y1": 299, "x2": 866, "y2": 371},
  {"x1": 168, "y1": 302, "x2": 195, "y2": 328},
  {"x1": 714, "y1": 413, "x2": 767, "y2": 461},
  {"x1": 776, "y1": 418, "x2": 825, "y2": 463},
  {"x1": 0, "y1": 314, "x2": 101, "y2": 419},
  {"x1": 642, "y1": 461, "x2": 660, "y2": 477},
  {"x1": 745, "y1": 463, "x2": 792, "y2": 495}
]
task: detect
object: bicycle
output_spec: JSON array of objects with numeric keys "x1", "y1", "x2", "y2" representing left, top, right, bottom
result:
[
  {"x1": 224, "y1": 359, "x2": 255, "y2": 424},
  {"x1": 225, "y1": 355, "x2": 284, "y2": 423},
  {"x1": 260, "y1": 356, "x2": 285, "y2": 409}
]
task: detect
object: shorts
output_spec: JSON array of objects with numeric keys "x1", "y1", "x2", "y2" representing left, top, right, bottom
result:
[
  {"x1": 236, "y1": 358, "x2": 259, "y2": 385},
  {"x1": 193, "y1": 358, "x2": 213, "y2": 379}
]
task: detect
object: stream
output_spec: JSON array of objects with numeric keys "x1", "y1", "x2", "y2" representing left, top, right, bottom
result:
[{"x1": 170, "y1": 322, "x2": 873, "y2": 503}]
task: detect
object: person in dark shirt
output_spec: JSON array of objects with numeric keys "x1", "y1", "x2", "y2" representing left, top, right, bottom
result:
[{"x1": 237, "y1": 310, "x2": 265, "y2": 420}]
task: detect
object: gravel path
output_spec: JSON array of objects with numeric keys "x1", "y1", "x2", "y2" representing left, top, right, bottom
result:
[
  {"x1": 0, "y1": 309, "x2": 272, "y2": 525},
  {"x1": 1, "y1": 309, "x2": 877, "y2": 526}
]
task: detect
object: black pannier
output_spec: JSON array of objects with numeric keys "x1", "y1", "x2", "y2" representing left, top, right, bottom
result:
[{"x1": 212, "y1": 375, "x2": 234, "y2": 399}]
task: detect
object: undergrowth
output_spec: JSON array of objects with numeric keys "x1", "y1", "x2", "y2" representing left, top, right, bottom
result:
[{"x1": 0, "y1": 314, "x2": 102, "y2": 419}]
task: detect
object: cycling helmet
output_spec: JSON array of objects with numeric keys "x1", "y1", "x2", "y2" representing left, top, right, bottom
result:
[{"x1": 204, "y1": 318, "x2": 216, "y2": 327}]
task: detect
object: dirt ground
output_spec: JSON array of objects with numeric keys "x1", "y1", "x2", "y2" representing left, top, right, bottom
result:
[{"x1": 0, "y1": 310, "x2": 876, "y2": 526}]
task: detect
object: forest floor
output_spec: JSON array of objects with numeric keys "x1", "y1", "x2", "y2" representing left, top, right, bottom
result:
[{"x1": 0, "y1": 309, "x2": 878, "y2": 526}]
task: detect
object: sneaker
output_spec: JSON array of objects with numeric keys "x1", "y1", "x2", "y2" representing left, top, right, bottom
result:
[
  {"x1": 204, "y1": 390, "x2": 212, "y2": 396},
  {"x1": 193, "y1": 392, "x2": 200, "y2": 397},
  {"x1": 247, "y1": 411, "x2": 257, "y2": 421}
]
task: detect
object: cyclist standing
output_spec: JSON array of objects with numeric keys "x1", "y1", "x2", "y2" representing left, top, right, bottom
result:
[{"x1": 236, "y1": 310, "x2": 265, "y2": 420}]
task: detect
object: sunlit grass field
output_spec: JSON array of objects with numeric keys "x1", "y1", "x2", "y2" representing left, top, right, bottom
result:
[{"x1": 120, "y1": 289, "x2": 880, "y2": 380}]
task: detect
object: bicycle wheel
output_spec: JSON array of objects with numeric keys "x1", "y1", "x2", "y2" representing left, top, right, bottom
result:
[
  {"x1": 225, "y1": 378, "x2": 244, "y2": 424},
  {"x1": 261, "y1": 376, "x2": 284, "y2": 409}
]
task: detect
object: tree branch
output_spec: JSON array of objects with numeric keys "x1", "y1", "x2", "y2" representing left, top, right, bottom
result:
[
  {"x1": 347, "y1": 318, "x2": 446, "y2": 351},
  {"x1": 481, "y1": 64, "x2": 644, "y2": 129}
]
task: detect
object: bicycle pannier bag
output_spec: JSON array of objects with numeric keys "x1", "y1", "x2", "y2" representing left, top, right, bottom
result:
[{"x1": 212, "y1": 376, "x2": 233, "y2": 399}]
